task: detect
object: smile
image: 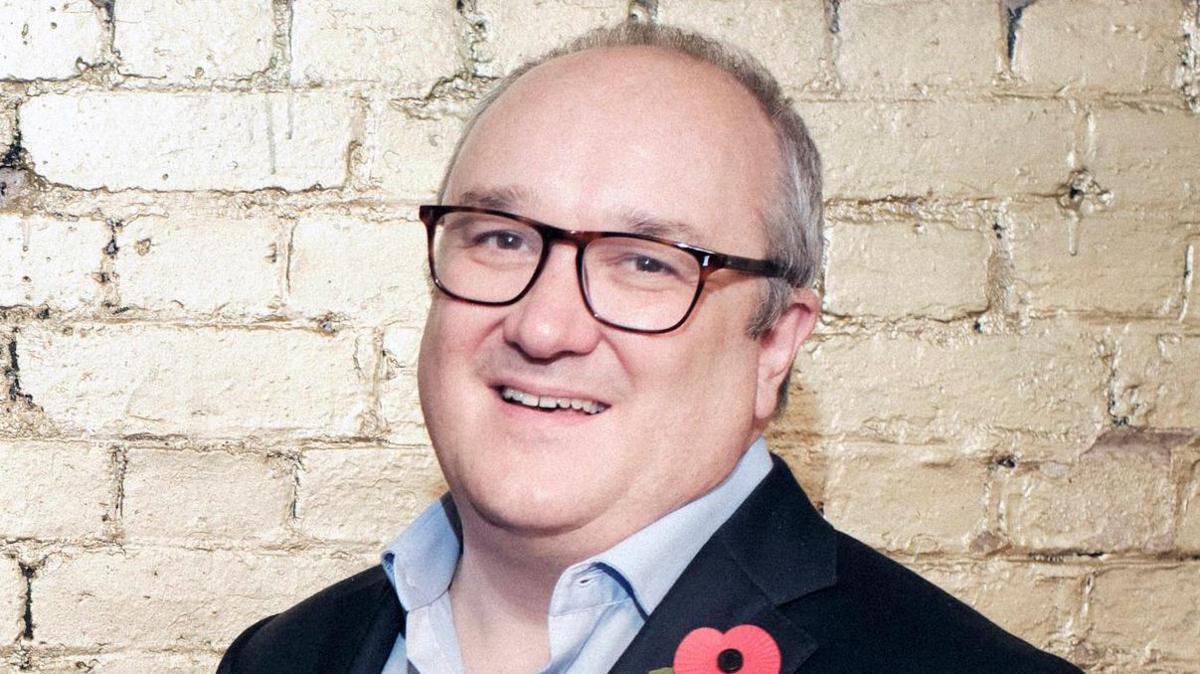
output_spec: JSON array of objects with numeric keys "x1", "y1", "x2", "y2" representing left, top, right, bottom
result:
[{"x1": 499, "y1": 386, "x2": 609, "y2": 415}]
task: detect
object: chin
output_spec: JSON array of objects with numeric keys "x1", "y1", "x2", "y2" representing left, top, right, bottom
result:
[{"x1": 457, "y1": 472, "x2": 610, "y2": 540}]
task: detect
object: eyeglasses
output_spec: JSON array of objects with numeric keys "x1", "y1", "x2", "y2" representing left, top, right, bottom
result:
[{"x1": 418, "y1": 205, "x2": 786, "y2": 334}]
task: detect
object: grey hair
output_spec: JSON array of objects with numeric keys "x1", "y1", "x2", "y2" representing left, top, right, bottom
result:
[{"x1": 437, "y1": 20, "x2": 823, "y2": 414}]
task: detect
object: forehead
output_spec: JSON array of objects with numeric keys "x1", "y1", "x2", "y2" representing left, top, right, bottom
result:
[{"x1": 445, "y1": 46, "x2": 780, "y2": 253}]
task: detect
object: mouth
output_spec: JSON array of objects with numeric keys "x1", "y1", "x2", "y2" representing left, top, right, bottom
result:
[{"x1": 498, "y1": 385, "x2": 610, "y2": 416}]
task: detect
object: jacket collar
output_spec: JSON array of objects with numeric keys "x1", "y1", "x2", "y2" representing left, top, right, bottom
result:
[{"x1": 609, "y1": 455, "x2": 837, "y2": 673}]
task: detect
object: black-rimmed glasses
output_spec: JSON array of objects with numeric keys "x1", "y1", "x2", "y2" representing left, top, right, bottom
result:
[{"x1": 418, "y1": 205, "x2": 785, "y2": 334}]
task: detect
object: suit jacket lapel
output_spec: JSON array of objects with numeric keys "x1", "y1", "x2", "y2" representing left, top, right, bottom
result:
[
  {"x1": 322, "y1": 575, "x2": 406, "y2": 674},
  {"x1": 610, "y1": 456, "x2": 837, "y2": 674}
]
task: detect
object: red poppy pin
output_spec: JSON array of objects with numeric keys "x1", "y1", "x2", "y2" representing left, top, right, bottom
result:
[{"x1": 652, "y1": 624, "x2": 781, "y2": 674}]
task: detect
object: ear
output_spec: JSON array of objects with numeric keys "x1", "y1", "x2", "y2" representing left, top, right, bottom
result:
[{"x1": 754, "y1": 288, "x2": 820, "y2": 422}]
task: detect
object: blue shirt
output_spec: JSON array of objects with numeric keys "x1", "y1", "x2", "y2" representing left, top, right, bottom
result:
[{"x1": 379, "y1": 438, "x2": 772, "y2": 674}]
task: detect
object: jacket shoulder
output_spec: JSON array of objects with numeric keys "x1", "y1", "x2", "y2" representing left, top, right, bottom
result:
[
  {"x1": 218, "y1": 566, "x2": 397, "y2": 674},
  {"x1": 786, "y1": 532, "x2": 1083, "y2": 673}
]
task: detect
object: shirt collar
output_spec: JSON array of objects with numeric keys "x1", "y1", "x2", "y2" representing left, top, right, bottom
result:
[
  {"x1": 381, "y1": 437, "x2": 772, "y2": 615},
  {"x1": 381, "y1": 492, "x2": 461, "y2": 611}
]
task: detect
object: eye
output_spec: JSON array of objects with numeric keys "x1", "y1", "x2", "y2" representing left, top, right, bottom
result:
[
  {"x1": 622, "y1": 253, "x2": 681, "y2": 278},
  {"x1": 631, "y1": 255, "x2": 669, "y2": 274},
  {"x1": 472, "y1": 229, "x2": 529, "y2": 251}
]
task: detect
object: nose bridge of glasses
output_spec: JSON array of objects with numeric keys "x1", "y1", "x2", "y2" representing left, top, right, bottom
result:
[{"x1": 519, "y1": 230, "x2": 591, "y2": 307}]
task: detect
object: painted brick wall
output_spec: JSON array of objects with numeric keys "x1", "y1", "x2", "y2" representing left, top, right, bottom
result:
[{"x1": 1, "y1": 1, "x2": 1198, "y2": 671}]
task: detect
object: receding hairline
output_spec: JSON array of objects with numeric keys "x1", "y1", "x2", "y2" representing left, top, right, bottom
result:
[{"x1": 442, "y1": 42, "x2": 785, "y2": 218}]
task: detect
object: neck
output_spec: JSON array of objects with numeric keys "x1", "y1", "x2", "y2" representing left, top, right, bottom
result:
[{"x1": 449, "y1": 504, "x2": 590, "y2": 672}]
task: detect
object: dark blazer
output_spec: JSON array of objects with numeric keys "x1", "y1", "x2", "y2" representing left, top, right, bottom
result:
[{"x1": 218, "y1": 456, "x2": 1083, "y2": 673}]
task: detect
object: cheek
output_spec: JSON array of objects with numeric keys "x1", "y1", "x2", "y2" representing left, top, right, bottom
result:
[{"x1": 623, "y1": 333, "x2": 757, "y2": 419}]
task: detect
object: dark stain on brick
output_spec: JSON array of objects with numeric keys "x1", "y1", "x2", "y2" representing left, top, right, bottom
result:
[
  {"x1": 1004, "y1": 1, "x2": 1035, "y2": 65},
  {"x1": 1, "y1": 130, "x2": 22, "y2": 169},
  {"x1": 88, "y1": 0, "x2": 114, "y2": 22},
  {"x1": 6, "y1": 337, "x2": 33, "y2": 404},
  {"x1": 628, "y1": 0, "x2": 657, "y2": 22},
  {"x1": 18, "y1": 561, "x2": 34, "y2": 640}
]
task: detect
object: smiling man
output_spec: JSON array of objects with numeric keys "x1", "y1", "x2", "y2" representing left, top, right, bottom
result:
[{"x1": 219, "y1": 21, "x2": 1082, "y2": 674}]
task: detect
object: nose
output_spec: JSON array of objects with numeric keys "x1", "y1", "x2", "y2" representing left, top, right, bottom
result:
[{"x1": 501, "y1": 243, "x2": 602, "y2": 360}]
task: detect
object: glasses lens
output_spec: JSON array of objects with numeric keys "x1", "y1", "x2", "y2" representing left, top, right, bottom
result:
[
  {"x1": 583, "y1": 237, "x2": 701, "y2": 332},
  {"x1": 431, "y1": 211, "x2": 543, "y2": 303}
]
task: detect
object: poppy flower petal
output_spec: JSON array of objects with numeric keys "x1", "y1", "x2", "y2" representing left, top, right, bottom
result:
[{"x1": 673, "y1": 624, "x2": 781, "y2": 674}]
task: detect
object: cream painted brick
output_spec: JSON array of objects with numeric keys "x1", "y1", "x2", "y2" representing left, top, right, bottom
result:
[
  {"x1": 113, "y1": 214, "x2": 282, "y2": 315},
  {"x1": 1009, "y1": 205, "x2": 1188, "y2": 316},
  {"x1": 1, "y1": 109, "x2": 12, "y2": 148},
  {"x1": 383, "y1": 325, "x2": 422, "y2": 370},
  {"x1": 1, "y1": 556, "x2": 22, "y2": 642},
  {"x1": 0, "y1": 0, "x2": 104, "y2": 80},
  {"x1": 372, "y1": 107, "x2": 463, "y2": 200},
  {"x1": 296, "y1": 446, "x2": 443, "y2": 543},
  {"x1": 823, "y1": 445, "x2": 988, "y2": 553},
  {"x1": 0, "y1": 442, "x2": 110, "y2": 539},
  {"x1": 287, "y1": 215, "x2": 430, "y2": 322},
  {"x1": 1111, "y1": 332, "x2": 1200, "y2": 428},
  {"x1": 1181, "y1": 465, "x2": 1200, "y2": 553},
  {"x1": 823, "y1": 220, "x2": 989, "y2": 319},
  {"x1": 1089, "y1": 565, "x2": 1200, "y2": 662},
  {"x1": 123, "y1": 449, "x2": 292, "y2": 541},
  {"x1": 915, "y1": 561, "x2": 1082, "y2": 649},
  {"x1": 114, "y1": 0, "x2": 274, "y2": 81},
  {"x1": 20, "y1": 92, "x2": 358, "y2": 191},
  {"x1": 291, "y1": 0, "x2": 461, "y2": 95},
  {"x1": 798, "y1": 101, "x2": 1074, "y2": 200},
  {"x1": 1091, "y1": 109, "x2": 1200, "y2": 208},
  {"x1": 17, "y1": 324, "x2": 366, "y2": 437},
  {"x1": 35, "y1": 652, "x2": 221, "y2": 674},
  {"x1": 838, "y1": 0, "x2": 998, "y2": 91},
  {"x1": 1015, "y1": 0, "x2": 1181, "y2": 93},
  {"x1": 786, "y1": 328, "x2": 1108, "y2": 439},
  {"x1": 1001, "y1": 431, "x2": 1177, "y2": 553},
  {"x1": 657, "y1": 0, "x2": 826, "y2": 90},
  {"x1": 474, "y1": 0, "x2": 629, "y2": 78},
  {"x1": 35, "y1": 547, "x2": 373, "y2": 648},
  {"x1": 378, "y1": 367, "x2": 428, "y2": 446},
  {"x1": 0, "y1": 215, "x2": 107, "y2": 310}
]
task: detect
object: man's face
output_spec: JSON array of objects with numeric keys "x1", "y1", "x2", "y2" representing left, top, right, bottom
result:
[{"x1": 417, "y1": 47, "x2": 812, "y2": 549}]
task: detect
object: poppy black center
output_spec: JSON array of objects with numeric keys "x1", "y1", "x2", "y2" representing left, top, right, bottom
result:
[{"x1": 717, "y1": 648, "x2": 744, "y2": 672}]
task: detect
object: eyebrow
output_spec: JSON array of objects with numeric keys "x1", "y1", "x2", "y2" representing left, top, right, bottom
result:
[
  {"x1": 451, "y1": 186, "x2": 706, "y2": 244},
  {"x1": 454, "y1": 185, "x2": 533, "y2": 212},
  {"x1": 618, "y1": 208, "x2": 706, "y2": 244}
]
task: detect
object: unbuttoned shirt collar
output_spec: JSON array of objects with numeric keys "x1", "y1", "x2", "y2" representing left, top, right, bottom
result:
[{"x1": 380, "y1": 436, "x2": 773, "y2": 674}]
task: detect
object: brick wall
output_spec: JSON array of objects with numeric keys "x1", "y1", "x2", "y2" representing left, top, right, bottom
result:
[{"x1": 1, "y1": 1, "x2": 1197, "y2": 672}]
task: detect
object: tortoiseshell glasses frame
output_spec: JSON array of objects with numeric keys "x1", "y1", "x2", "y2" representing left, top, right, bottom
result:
[{"x1": 418, "y1": 204, "x2": 786, "y2": 334}]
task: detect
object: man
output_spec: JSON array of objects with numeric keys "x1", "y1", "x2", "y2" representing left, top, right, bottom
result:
[{"x1": 220, "y1": 21, "x2": 1082, "y2": 674}]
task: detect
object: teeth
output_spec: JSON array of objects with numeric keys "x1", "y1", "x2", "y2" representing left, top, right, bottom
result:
[{"x1": 500, "y1": 386, "x2": 607, "y2": 415}]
